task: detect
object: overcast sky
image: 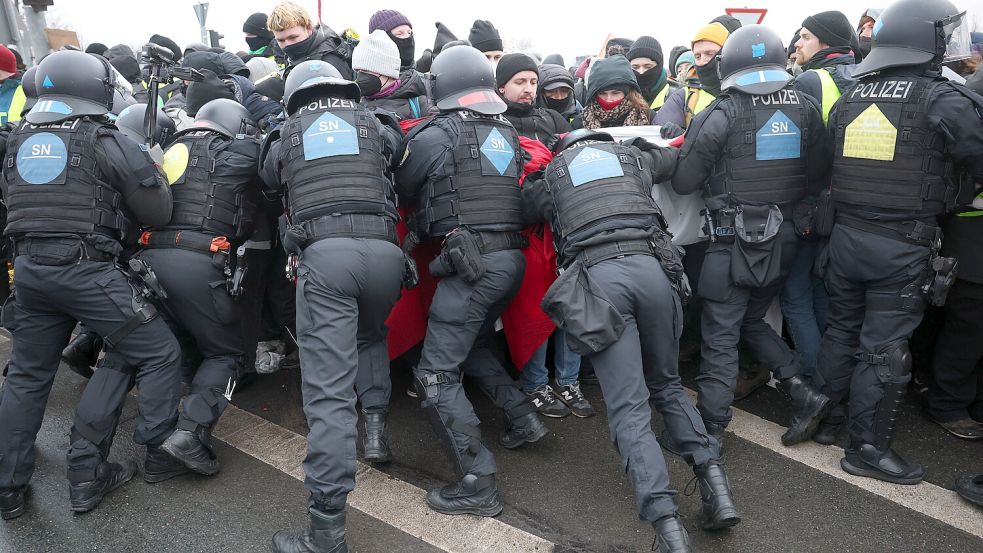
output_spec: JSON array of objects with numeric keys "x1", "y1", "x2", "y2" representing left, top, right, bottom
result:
[{"x1": 43, "y1": 0, "x2": 981, "y2": 65}]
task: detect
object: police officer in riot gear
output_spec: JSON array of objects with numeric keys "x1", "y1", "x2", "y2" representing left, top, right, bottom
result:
[
  {"x1": 59, "y1": 105, "x2": 179, "y2": 380},
  {"x1": 396, "y1": 45, "x2": 547, "y2": 517},
  {"x1": 261, "y1": 60, "x2": 405, "y2": 553},
  {"x1": 814, "y1": 0, "x2": 983, "y2": 484},
  {"x1": 135, "y1": 98, "x2": 262, "y2": 478},
  {"x1": 0, "y1": 50, "x2": 183, "y2": 519},
  {"x1": 523, "y1": 128, "x2": 738, "y2": 552},
  {"x1": 672, "y1": 25, "x2": 832, "y2": 447}
]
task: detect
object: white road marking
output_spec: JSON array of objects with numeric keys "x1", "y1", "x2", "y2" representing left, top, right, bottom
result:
[{"x1": 212, "y1": 404, "x2": 555, "y2": 553}]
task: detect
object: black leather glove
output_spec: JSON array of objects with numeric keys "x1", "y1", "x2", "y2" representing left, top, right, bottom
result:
[
  {"x1": 660, "y1": 121, "x2": 685, "y2": 139},
  {"x1": 185, "y1": 69, "x2": 236, "y2": 116}
]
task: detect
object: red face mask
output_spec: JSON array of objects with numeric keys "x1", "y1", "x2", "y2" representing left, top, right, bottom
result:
[{"x1": 596, "y1": 95, "x2": 623, "y2": 111}]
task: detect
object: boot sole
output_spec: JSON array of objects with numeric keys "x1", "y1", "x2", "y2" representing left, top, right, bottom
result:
[
  {"x1": 782, "y1": 397, "x2": 831, "y2": 446},
  {"x1": 426, "y1": 498, "x2": 504, "y2": 517},
  {"x1": 363, "y1": 452, "x2": 392, "y2": 464},
  {"x1": 1, "y1": 504, "x2": 25, "y2": 520},
  {"x1": 927, "y1": 417, "x2": 983, "y2": 441},
  {"x1": 538, "y1": 410, "x2": 571, "y2": 419},
  {"x1": 700, "y1": 510, "x2": 741, "y2": 531},
  {"x1": 500, "y1": 425, "x2": 549, "y2": 450},
  {"x1": 840, "y1": 457, "x2": 923, "y2": 485},
  {"x1": 159, "y1": 442, "x2": 220, "y2": 476},
  {"x1": 144, "y1": 467, "x2": 190, "y2": 484},
  {"x1": 70, "y1": 470, "x2": 135, "y2": 513}
]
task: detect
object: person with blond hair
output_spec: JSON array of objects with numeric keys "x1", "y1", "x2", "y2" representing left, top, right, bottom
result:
[{"x1": 267, "y1": 1, "x2": 353, "y2": 79}]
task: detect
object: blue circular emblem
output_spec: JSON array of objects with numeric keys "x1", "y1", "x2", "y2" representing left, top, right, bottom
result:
[{"x1": 16, "y1": 132, "x2": 68, "y2": 184}]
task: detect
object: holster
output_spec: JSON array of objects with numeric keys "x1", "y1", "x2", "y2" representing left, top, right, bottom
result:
[
  {"x1": 445, "y1": 228, "x2": 486, "y2": 283},
  {"x1": 922, "y1": 254, "x2": 958, "y2": 307},
  {"x1": 401, "y1": 231, "x2": 421, "y2": 290},
  {"x1": 227, "y1": 245, "x2": 248, "y2": 298}
]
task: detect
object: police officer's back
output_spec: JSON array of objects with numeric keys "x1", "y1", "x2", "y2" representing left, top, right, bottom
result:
[
  {"x1": 673, "y1": 25, "x2": 832, "y2": 447},
  {"x1": 261, "y1": 60, "x2": 406, "y2": 553},
  {"x1": 137, "y1": 98, "x2": 262, "y2": 480},
  {"x1": 0, "y1": 50, "x2": 183, "y2": 520},
  {"x1": 396, "y1": 45, "x2": 548, "y2": 519},
  {"x1": 815, "y1": 0, "x2": 983, "y2": 485}
]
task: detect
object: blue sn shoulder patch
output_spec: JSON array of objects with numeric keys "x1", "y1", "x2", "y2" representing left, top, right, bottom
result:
[
  {"x1": 568, "y1": 147, "x2": 624, "y2": 186},
  {"x1": 480, "y1": 128, "x2": 514, "y2": 176},
  {"x1": 16, "y1": 132, "x2": 68, "y2": 184},
  {"x1": 756, "y1": 110, "x2": 801, "y2": 161},
  {"x1": 303, "y1": 112, "x2": 359, "y2": 160}
]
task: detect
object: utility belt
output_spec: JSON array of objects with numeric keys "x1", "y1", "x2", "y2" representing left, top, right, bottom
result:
[
  {"x1": 138, "y1": 230, "x2": 247, "y2": 298},
  {"x1": 574, "y1": 235, "x2": 692, "y2": 304},
  {"x1": 282, "y1": 213, "x2": 397, "y2": 254},
  {"x1": 576, "y1": 239, "x2": 655, "y2": 268},
  {"x1": 836, "y1": 215, "x2": 941, "y2": 248},
  {"x1": 837, "y1": 215, "x2": 957, "y2": 308},
  {"x1": 702, "y1": 205, "x2": 793, "y2": 245},
  {"x1": 428, "y1": 228, "x2": 527, "y2": 283},
  {"x1": 13, "y1": 236, "x2": 117, "y2": 265}
]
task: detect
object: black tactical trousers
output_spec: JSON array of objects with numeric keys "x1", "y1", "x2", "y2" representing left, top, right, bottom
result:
[
  {"x1": 294, "y1": 238, "x2": 403, "y2": 511},
  {"x1": 415, "y1": 249, "x2": 527, "y2": 478},
  {"x1": 926, "y1": 279, "x2": 983, "y2": 422},
  {"x1": 696, "y1": 228, "x2": 800, "y2": 428},
  {"x1": 138, "y1": 248, "x2": 244, "y2": 430},
  {"x1": 0, "y1": 255, "x2": 181, "y2": 489},
  {"x1": 816, "y1": 224, "x2": 930, "y2": 443},
  {"x1": 587, "y1": 254, "x2": 720, "y2": 522}
]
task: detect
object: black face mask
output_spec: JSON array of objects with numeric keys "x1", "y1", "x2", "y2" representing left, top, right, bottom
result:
[
  {"x1": 633, "y1": 67, "x2": 663, "y2": 90},
  {"x1": 282, "y1": 31, "x2": 317, "y2": 60},
  {"x1": 696, "y1": 57, "x2": 721, "y2": 95},
  {"x1": 544, "y1": 95, "x2": 572, "y2": 114},
  {"x1": 857, "y1": 36, "x2": 872, "y2": 60},
  {"x1": 355, "y1": 72, "x2": 383, "y2": 97},
  {"x1": 389, "y1": 33, "x2": 416, "y2": 68},
  {"x1": 246, "y1": 35, "x2": 270, "y2": 52}
]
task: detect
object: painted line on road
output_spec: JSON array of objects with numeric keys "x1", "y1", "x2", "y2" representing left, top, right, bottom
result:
[
  {"x1": 700, "y1": 389, "x2": 983, "y2": 539},
  {"x1": 212, "y1": 404, "x2": 555, "y2": 553}
]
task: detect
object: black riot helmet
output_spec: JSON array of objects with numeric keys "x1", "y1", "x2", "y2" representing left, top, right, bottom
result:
[
  {"x1": 115, "y1": 104, "x2": 177, "y2": 148},
  {"x1": 718, "y1": 25, "x2": 791, "y2": 95},
  {"x1": 186, "y1": 98, "x2": 253, "y2": 138},
  {"x1": 20, "y1": 66, "x2": 38, "y2": 115},
  {"x1": 109, "y1": 89, "x2": 135, "y2": 118},
  {"x1": 430, "y1": 45, "x2": 506, "y2": 115},
  {"x1": 26, "y1": 50, "x2": 117, "y2": 124},
  {"x1": 854, "y1": 0, "x2": 971, "y2": 77},
  {"x1": 553, "y1": 128, "x2": 614, "y2": 154},
  {"x1": 282, "y1": 60, "x2": 361, "y2": 116}
]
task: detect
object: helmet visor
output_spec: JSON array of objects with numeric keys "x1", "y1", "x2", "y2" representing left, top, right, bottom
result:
[{"x1": 941, "y1": 11, "x2": 972, "y2": 62}]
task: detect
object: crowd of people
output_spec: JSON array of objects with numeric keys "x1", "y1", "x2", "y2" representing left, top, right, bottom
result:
[{"x1": 0, "y1": 1, "x2": 981, "y2": 552}]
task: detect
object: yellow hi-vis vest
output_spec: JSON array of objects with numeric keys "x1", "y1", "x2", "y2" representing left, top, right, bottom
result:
[
  {"x1": 0, "y1": 85, "x2": 25, "y2": 124},
  {"x1": 808, "y1": 67, "x2": 841, "y2": 125},
  {"x1": 685, "y1": 86, "x2": 715, "y2": 126},
  {"x1": 650, "y1": 84, "x2": 671, "y2": 110}
]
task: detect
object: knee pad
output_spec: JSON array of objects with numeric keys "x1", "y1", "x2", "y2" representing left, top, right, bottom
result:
[{"x1": 858, "y1": 340, "x2": 911, "y2": 386}]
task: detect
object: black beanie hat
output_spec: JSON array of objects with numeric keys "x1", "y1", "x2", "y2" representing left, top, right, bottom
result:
[
  {"x1": 433, "y1": 22, "x2": 459, "y2": 55},
  {"x1": 496, "y1": 53, "x2": 539, "y2": 88},
  {"x1": 85, "y1": 43, "x2": 108, "y2": 57},
  {"x1": 468, "y1": 20, "x2": 503, "y2": 53},
  {"x1": 110, "y1": 55, "x2": 142, "y2": 83},
  {"x1": 150, "y1": 34, "x2": 182, "y2": 62},
  {"x1": 243, "y1": 12, "x2": 274, "y2": 40},
  {"x1": 802, "y1": 11, "x2": 855, "y2": 48},
  {"x1": 711, "y1": 15, "x2": 743, "y2": 34},
  {"x1": 627, "y1": 36, "x2": 664, "y2": 66},
  {"x1": 542, "y1": 53, "x2": 565, "y2": 66},
  {"x1": 586, "y1": 55, "x2": 639, "y2": 100}
]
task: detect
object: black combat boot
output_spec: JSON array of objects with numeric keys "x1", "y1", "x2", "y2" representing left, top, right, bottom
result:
[
  {"x1": 61, "y1": 331, "x2": 103, "y2": 379},
  {"x1": 841, "y1": 440, "x2": 925, "y2": 485},
  {"x1": 499, "y1": 412, "x2": 548, "y2": 449},
  {"x1": 693, "y1": 463, "x2": 740, "y2": 530},
  {"x1": 0, "y1": 486, "x2": 26, "y2": 520},
  {"x1": 160, "y1": 424, "x2": 220, "y2": 476},
  {"x1": 426, "y1": 474, "x2": 504, "y2": 517},
  {"x1": 144, "y1": 445, "x2": 190, "y2": 483},
  {"x1": 813, "y1": 404, "x2": 846, "y2": 446},
  {"x1": 68, "y1": 461, "x2": 136, "y2": 513},
  {"x1": 362, "y1": 411, "x2": 391, "y2": 464},
  {"x1": 651, "y1": 515, "x2": 693, "y2": 553},
  {"x1": 778, "y1": 375, "x2": 831, "y2": 445},
  {"x1": 272, "y1": 508, "x2": 348, "y2": 553}
]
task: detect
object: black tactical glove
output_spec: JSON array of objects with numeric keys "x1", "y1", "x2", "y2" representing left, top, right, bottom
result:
[
  {"x1": 660, "y1": 121, "x2": 685, "y2": 139},
  {"x1": 185, "y1": 69, "x2": 236, "y2": 116}
]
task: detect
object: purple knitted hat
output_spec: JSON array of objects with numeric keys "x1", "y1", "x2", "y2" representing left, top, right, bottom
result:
[{"x1": 369, "y1": 10, "x2": 412, "y2": 34}]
